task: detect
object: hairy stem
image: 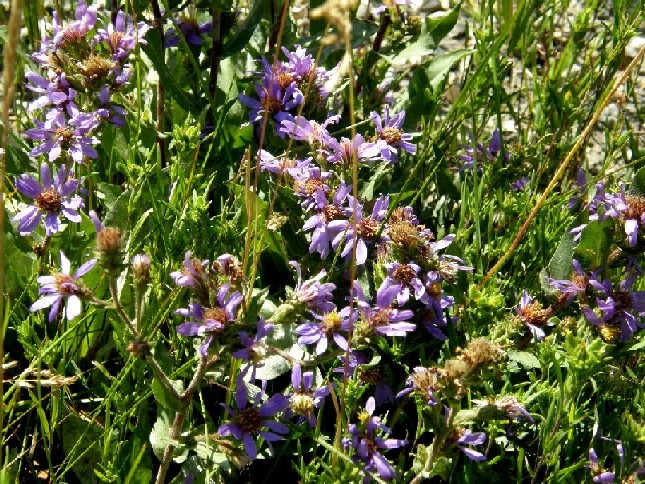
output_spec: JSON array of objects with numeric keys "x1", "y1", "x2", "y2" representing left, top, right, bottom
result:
[{"x1": 155, "y1": 356, "x2": 211, "y2": 484}]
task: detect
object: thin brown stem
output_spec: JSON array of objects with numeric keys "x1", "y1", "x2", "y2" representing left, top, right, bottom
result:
[
  {"x1": 146, "y1": 354, "x2": 182, "y2": 401},
  {"x1": 478, "y1": 41, "x2": 645, "y2": 289},
  {"x1": 155, "y1": 356, "x2": 211, "y2": 484}
]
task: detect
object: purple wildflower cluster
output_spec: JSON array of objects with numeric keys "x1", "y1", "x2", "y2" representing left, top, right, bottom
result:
[
  {"x1": 14, "y1": 1, "x2": 149, "y2": 238},
  {"x1": 587, "y1": 438, "x2": 645, "y2": 483},
  {"x1": 342, "y1": 397, "x2": 407, "y2": 481},
  {"x1": 547, "y1": 259, "x2": 645, "y2": 341},
  {"x1": 569, "y1": 173, "x2": 645, "y2": 248},
  {"x1": 513, "y1": 174, "x2": 645, "y2": 342},
  {"x1": 459, "y1": 129, "x2": 509, "y2": 172},
  {"x1": 240, "y1": 45, "x2": 338, "y2": 134},
  {"x1": 172, "y1": 252, "x2": 245, "y2": 356}
]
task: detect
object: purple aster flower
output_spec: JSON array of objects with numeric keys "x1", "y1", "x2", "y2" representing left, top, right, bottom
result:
[
  {"x1": 25, "y1": 116, "x2": 98, "y2": 163},
  {"x1": 588, "y1": 447, "x2": 616, "y2": 483},
  {"x1": 278, "y1": 114, "x2": 339, "y2": 146},
  {"x1": 396, "y1": 366, "x2": 443, "y2": 406},
  {"x1": 175, "y1": 284, "x2": 242, "y2": 356},
  {"x1": 296, "y1": 309, "x2": 349, "y2": 355},
  {"x1": 218, "y1": 376, "x2": 289, "y2": 460},
  {"x1": 290, "y1": 261, "x2": 336, "y2": 313},
  {"x1": 324, "y1": 134, "x2": 384, "y2": 165},
  {"x1": 514, "y1": 290, "x2": 551, "y2": 340},
  {"x1": 420, "y1": 271, "x2": 453, "y2": 340},
  {"x1": 342, "y1": 397, "x2": 407, "y2": 481},
  {"x1": 165, "y1": 16, "x2": 212, "y2": 47},
  {"x1": 233, "y1": 317, "x2": 275, "y2": 363},
  {"x1": 285, "y1": 364, "x2": 330, "y2": 427},
  {"x1": 12, "y1": 163, "x2": 83, "y2": 236},
  {"x1": 268, "y1": 45, "x2": 337, "y2": 105},
  {"x1": 329, "y1": 195, "x2": 389, "y2": 265},
  {"x1": 96, "y1": 10, "x2": 150, "y2": 60},
  {"x1": 30, "y1": 251, "x2": 96, "y2": 322},
  {"x1": 303, "y1": 183, "x2": 351, "y2": 259},
  {"x1": 569, "y1": 175, "x2": 625, "y2": 241},
  {"x1": 511, "y1": 176, "x2": 529, "y2": 191},
  {"x1": 25, "y1": 71, "x2": 79, "y2": 125},
  {"x1": 369, "y1": 106, "x2": 416, "y2": 162},
  {"x1": 425, "y1": 234, "x2": 473, "y2": 283},
  {"x1": 170, "y1": 251, "x2": 211, "y2": 300},
  {"x1": 548, "y1": 259, "x2": 590, "y2": 305},
  {"x1": 239, "y1": 76, "x2": 303, "y2": 127},
  {"x1": 280, "y1": 45, "x2": 331, "y2": 88},
  {"x1": 51, "y1": 0, "x2": 98, "y2": 48},
  {"x1": 342, "y1": 281, "x2": 416, "y2": 338},
  {"x1": 450, "y1": 429, "x2": 487, "y2": 461},
  {"x1": 291, "y1": 164, "x2": 333, "y2": 210},
  {"x1": 582, "y1": 267, "x2": 645, "y2": 341},
  {"x1": 459, "y1": 129, "x2": 510, "y2": 171},
  {"x1": 609, "y1": 184, "x2": 645, "y2": 247},
  {"x1": 378, "y1": 262, "x2": 426, "y2": 306}
]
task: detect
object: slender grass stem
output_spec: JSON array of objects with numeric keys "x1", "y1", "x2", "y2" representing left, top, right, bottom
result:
[{"x1": 478, "y1": 41, "x2": 645, "y2": 289}]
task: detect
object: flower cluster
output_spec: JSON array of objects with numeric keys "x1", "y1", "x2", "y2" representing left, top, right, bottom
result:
[
  {"x1": 240, "y1": 45, "x2": 338, "y2": 134},
  {"x1": 342, "y1": 397, "x2": 407, "y2": 481},
  {"x1": 14, "y1": 1, "x2": 149, "y2": 238},
  {"x1": 172, "y1": 252, "x2": 245, "y2": 356}
]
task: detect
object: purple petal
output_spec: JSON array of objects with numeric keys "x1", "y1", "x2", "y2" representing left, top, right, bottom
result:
[
  {"x1": 460, "y1": 446, "x2": 487, "y2": 461},
  {"x1": 242, "y1": 433, "x2": 258, "y2": 460}
]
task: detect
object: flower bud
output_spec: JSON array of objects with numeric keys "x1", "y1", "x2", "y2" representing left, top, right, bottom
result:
[
  {"x1": 97, "y1": 227, "x2": 122, "y2": 253},
  {"x1": 131, "y1": 253, "x2": 151, "y2": 286},
  {"x1": 126, "y1": 339, "x2": 149, "y2": 357}
]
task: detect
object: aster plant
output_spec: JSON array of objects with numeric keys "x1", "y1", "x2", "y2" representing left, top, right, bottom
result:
[{"x1": 10, "y1": 4, "x2": 645, "y2": 484}]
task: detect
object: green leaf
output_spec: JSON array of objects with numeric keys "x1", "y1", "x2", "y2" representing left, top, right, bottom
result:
[
  {"x1": 61, "y1": 409, "x2": 115, "y2": 483},
  {"x1": 141, "y1": 29, "x2": 200, "y2": 113},
  {"x1": 631, "y1": 166, "x2": 645, "y2": 196},
  {"x1": 150, "y1": 412, "x2": 175, "y2": 459},
  {"x1": 360, "y1": 162, "x2": 391, "y2": 200},
  {"x1": 425, "y1": 49, "x2": 474, "y2": 90},
  {"x1": 221, "y1": 0, "x2": 265, "y2": 58},
  {"x1": 547, "y1": 232, "x2": 574, "y2": 280},
  {"x1": 381, "y1": 5, "x2": 460, "y2": 66},
  {"x1": 540, "y1": 231, "x2": 575, "y2": 292},
  {"x1": 103, "y1": 188, "x2": 131, "y2": 230},
  {"x1": 507, "y1": 350, "x2": 541, "y2": 370},
  {"x1": 152, "y1": 376, "x2": 183, "y2": 412},
  {"x1": 96, "y1": 182, "x2": 123, "y2": 213},
  {"x1": 574, "y1": 219, "x2": 614, "y2": 270},
  {"x1": 253, "y1": 354, "x2": 290, "y2": 380}
]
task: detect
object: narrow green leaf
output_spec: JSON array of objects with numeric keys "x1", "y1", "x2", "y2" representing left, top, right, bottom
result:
[
  {"x1": 220, "y1": 0, "x2": 264, "y2": 58},
  {"x1": 141, "y1": 29, "x2": 200, "y2": 113}
]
